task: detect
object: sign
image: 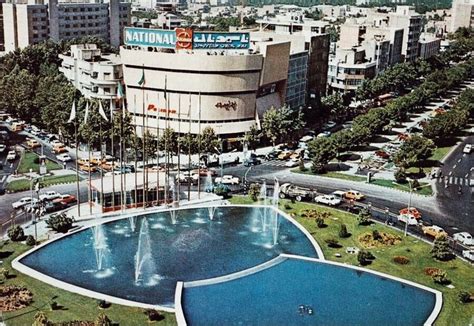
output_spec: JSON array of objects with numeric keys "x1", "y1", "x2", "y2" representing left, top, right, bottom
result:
[
  {"x1": 176, "y1": 28, "x2": 193, "y2": 50},
  {"x1": 124, "y1": 27, "x2": 176, "y2": 48},
  {"x1": 215, "y1": 101, "x2": 237, "y2": 111},
  {"x1": 124, "y1": 27, "x2": 250, "y2": 50},
  {"x1": 193, "y1": 32, "x2": 250, "y2": 50}
]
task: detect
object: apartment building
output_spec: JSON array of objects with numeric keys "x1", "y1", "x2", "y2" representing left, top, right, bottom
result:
[
  {"x1": 451, "y1": 0, "x2": 474, "y2": 32},
  {"x1": 418, "y1": 33, "x2": 441, "y2": 60}
]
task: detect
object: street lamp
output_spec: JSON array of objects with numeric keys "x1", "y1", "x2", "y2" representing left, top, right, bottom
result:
[
  {"x1": 29, "y1": 174, "x2": 42, "y2": 245},
  {"x1": 404, "y1": 178, "x2": 431, "y2": 237}
]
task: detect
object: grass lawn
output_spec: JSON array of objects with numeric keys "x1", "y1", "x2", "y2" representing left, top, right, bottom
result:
[
  {"x1": 18, "y1": 152, "x2": 62, "y2": 174},
  {"x1": 292, "y1": 169, "x2": 367, "y2": 182},
  {"x1": 370, "y1": 179, "x2": 433, "y2": 196},
  {"x1": 430, "y1": 146, "x2": 452, "y2": 162},
  {"x1": 229, "y1": 197, "x2": 474, "y2": 326},
  {"x1": 7, "y1": 175, "x2": 79, "y2": 192},
  {"x1": 1, "y1": 242, "x2": 177, "y2": 326}
]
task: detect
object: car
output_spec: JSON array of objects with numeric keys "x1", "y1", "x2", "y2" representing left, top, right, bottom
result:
[
  {"x1": 290, "y1": 148, "x2": 305, "y2": 160},
  {"x1": 284, "y1": 158, "x2": 300, "y2": 167},
  {"x1": 317, "y1": 131, "x2": 331, "y2": 138},
  {"x1": 176, "y1": 171, "x2": 199, "y2": 184},
  {"x1": 79, "y1": 163, "x2": 97, "y2": 172},
  {"x1": 323, "y1": 121, "x2": 336, "y2": 130},
  {"x1": 331, "y1": 190, "x2": 346, "y2": 200},
  {"x1": 0, "y1": 144, "x2": 6, "y2": 153},
  {"x1": 314, "y1": 194, "x2": 341, "y2": 206},
  {"x1": 453, "y1": 232, "x2": 474, "y2": 246},
  {"x1": 265, "y1": 149, "x2": 282, "y2": 160},
  {"x1": 463, "y1": 144, "x2": 472, "y2": 154},
  {"x1": 215, "y1": 175, "x2": 239, "y2": 185},
  {"x1": 12, "y1": 197, "x2": 38, "y2": 209},
  {"x1": 42, "y1": 201, "x2": 67, "y2": 214},
  {"x1": 344, "y1": 190, "x2": 365, "y2": 201},
  {"x1": 398, "y1": 207, "x2": 422, "y2": 220},
  {"x1": 52, "y1": 145, "x2": 67, "y2": 154},
  {"x1": 192, "y1": 168, "x2": 217, "y2": 177},
  {"x1": 397, "y1": 213, "x2": 419, "y2": 225},
  {"x1": 277, "y1": 151, "x2": 292, "y2": 160},
  {"x1": 27, "y1": 139, "x2": 40, "y2": 149},
  {"x1": 50, "y1": 140, "x2": 63, "y2": 147},
  {"x1": 279, "y1": 183, "x2": 317, "y2": 202},
  {"x1": 56, "y1": 153, "x2": 72, "y2": 162},
  {"x1": 462, "y1": 250, "x2": 474, "y2": 260},
  {"x1": 53, "y1": 194, "x2": 77, "y2": 205},
  {"x1": 6, "y1": 150, "x2": 16, "y2": 161},
  {"x1": 243, "y1": 157, "x2": 261, "y2": 167},
  {"x1": 39, "y1": 191, "x2": 61, "y2": 201},
  {"x1": 422, "y1": 225, "x2": 448, "y2": 238}
]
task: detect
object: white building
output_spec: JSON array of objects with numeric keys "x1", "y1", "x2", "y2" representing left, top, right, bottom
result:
[
  {"x1": 451, "y1": 0, "x2": 474, "y2": 32},
  {"x1": 418, "y1": 33, "x2": 441, "y2": 59},
  {"x1": 59, "y1": 44, "x2": 122, "y2": 105}
]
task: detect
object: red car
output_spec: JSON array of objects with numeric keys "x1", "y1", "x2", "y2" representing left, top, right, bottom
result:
[
  {"x1": 53, "y1": 194, "x2": 77, "y2": 205},
  {"x1": 192, "y1": 168, "x2": 217, "y2": 177},
  {"x1": 375, "y1": 150, "x2": 390, "y2": 159}
]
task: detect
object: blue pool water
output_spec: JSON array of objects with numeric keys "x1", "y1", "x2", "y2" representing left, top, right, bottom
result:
[
  {"x1": 20, "y1": 206, "x2": 318, "y2": 307},
  {"x1": 182, "y1": 258, "x2": 437, "y2": 326}
]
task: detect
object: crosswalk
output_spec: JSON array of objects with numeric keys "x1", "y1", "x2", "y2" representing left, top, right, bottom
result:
[
  {"x1": 437, "y1": 176, "x2": 471, "y2": 186},
  {"x1": 261, "y1": 160, "x2": 292, "y2": 167}
]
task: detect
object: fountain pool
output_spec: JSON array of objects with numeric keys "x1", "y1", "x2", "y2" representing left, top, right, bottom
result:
[{"x1": 15, "y1": 205, "x2": 319, "y2": 308}]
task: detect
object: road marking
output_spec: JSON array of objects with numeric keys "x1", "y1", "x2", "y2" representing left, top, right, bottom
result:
[
  {"x1": 449, "y1": 171, "x2": 453, "y2": 176},
  {"x1": 453, "y1": 164, "x2": 457, "y2": 169},
  {"x1": 466, "y1": 173, "x2": 469, "y2": 178},
  {"x1": 449, "y1": 176, "x2": 454, "y2": 184},
  {"x1": 0, "y1": 175, "x2": 5, "y2": 183},
  {"x1": 457, "y1": 158, "x2": 462, "y2": 163}
]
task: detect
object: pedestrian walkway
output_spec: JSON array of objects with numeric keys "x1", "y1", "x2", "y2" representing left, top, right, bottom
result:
[{"x1": 437, "y1": 176, "x2": 471, "y2": 186}]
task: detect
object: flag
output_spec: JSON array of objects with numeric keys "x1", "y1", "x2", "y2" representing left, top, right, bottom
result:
[
  {"x1": 84, "y1": 101, "x2": 89, "y2": 124},
  {"x1": 67, "y1": 101, "x2": 76, "y2": 123},
  {"x1": 98, "y1": 100, "x2": 108, "y2": 121},
  {"x1": 138, "y1": 67, "x2": 145, "y2": 87},
  {"x1": 110, "y1": 99, "x2": 114, "y2": 121},
  {"x1": 34, "y1": 181, "x2": 40, "y2": 192},
  {"x1": 117, "y1": 82, "x2": 125, "y2": 100}
]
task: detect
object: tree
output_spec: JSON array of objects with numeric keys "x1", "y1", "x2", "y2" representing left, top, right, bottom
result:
[
  {"x1": 159, "y1": 128, "x2": 178, "y2": 163},
  {"x1": 243, "y1": 124, "x2": 261, "y2": 152},
  {"x1": 248, "y1": 183, "x2": 261, "y2": 201},
  {"x1": 393, "y1": 135, "x2": 434, "y2": 169},
  {"x1": 33, "y1": 311, "x2": 51, "y2": 326},
  {"x1": 262, "y1": 106, "x2": 304, "y2": 146},
  {"x1": 308, "y1": 137, "x2": 337, "y2": 174},
  {"x1": 357, "y1": 250, "x2": 375, "y2": 266},
  {"x1": 338, "y1": 224, "x2": 350, "y2": 238},
  {"x1": 199, "y1": 126, "x2": 220, "y2": 154},
  {"x1": 46, "y1": 213, "x2": 75, "y2": 233},
  {"x1": 431, "y1": 235, "x2": 453, "y2": 261},
  {"x1": 322, "y1": 93, "x2": 345, "y2": 121},
  {"x1": 178, "y1": 133, "x2": 197, "y2": 155},
  {"x1": 7, "y1": 225, "x2": 25, "y2": 241},
  {"x1": 358, "y1": 207, "x2": 371, "y2": 225}
]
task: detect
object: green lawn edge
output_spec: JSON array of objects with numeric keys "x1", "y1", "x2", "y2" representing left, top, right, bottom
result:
[
  {"x1": 7, "y1": 175, "x2": 79, "y2": 192},
  {"x1": 18, "y1": 152, "x2": 62, "y2": 174}
]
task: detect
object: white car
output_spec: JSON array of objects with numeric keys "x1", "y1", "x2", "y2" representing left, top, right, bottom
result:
[
  {"x1": 56, "y1": 153, "x2": 72, "y2": 162},
  {"x1": 176, "y1": 171, "x2": 199, "y2": 183},
  {"x1": 323, "y1": 121, "x2": 336, "y2": 130},
  {"x1": 285, "y1": 158, "x2": 300, "y2": 167},
  {"x1": 215, "y1": 175, "x2": 239, "y2": 185},
  {"x1": 463, "y1": 144, "x2": 472, "y2": 154},
  {"x1": 6, "y1": 150, "x2": 16, "y2": 161},
  {"x1": 453, "y1": 232, "x2": 474, "y2": 246},
  {"x1": 314, "y1": 194, "x2": 342, "y2": 206},
  {"x1": 12, "y1": 197, "x2": 38, "y2": 209},
  {"x1": 397, "y1": 214, "x2": 419, "y2": 226},
  {"x1": 50, "y1": 140, "x2": 63, "y2": 147},
  {"x1": 317, "y1": 131, "x2": 331, "y2": 138},
  {"x1": 39, "y1": 191, "x2": 61, "y2": 201},
  {"x1": 462, "y1": 250, "x2": 474, "y2": 261},
  {"x1": 0, "y1": 144, "x2": 6, "y2": 153}
]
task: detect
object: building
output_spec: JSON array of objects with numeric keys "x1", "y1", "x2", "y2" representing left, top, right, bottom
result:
[
  {"x1": 59, "y1": 44, "x2": 122, "y2": 105},
  {"x1": 451, "y1": 0, "x2": 474, "y2": 32},
  {"x1": 418, "y1": 33, "x2": 441, "y2": 59},
  {"x1": 2, "y1": 0, "x2": 131, "y2": 53},
  {"x1": 120, "y1": 27, "x2": 293, "y2": 138},
  {"x1": 327, "y1": 47, "x2": 376, "y2": 94},
  {"x1": 365, "y1": 26, "x2": 404, "y2": 65},
  {"x1": 387, "y1": 6, "x2": 422, "y2": 62},
  {"x1": 0, "y1": 0, "x2": 5, "y2": 51}
]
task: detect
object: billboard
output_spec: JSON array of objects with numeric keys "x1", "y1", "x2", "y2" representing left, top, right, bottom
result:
[{"x1": 124, "y1": 27, "x2": 250, "y2": 50}]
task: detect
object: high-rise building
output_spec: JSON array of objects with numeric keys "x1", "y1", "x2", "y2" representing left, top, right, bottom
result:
[
  {"x1": 387, "y1": 6, "x2": 422, "y2": 62},
  {"x1": 451, "y1": 0, "x2": 474, "y2": 32},
  {"x1": 2, "y1": 0, "x2": 131, "y2": 53}
]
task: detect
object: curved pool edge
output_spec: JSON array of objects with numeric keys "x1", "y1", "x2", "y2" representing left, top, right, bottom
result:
[
  {"x1": 11, "y1": 204, "x2": 322, "y2": 313},
  {"x1": 175, "y1": 254, "x2": 443, "y2": 326}
]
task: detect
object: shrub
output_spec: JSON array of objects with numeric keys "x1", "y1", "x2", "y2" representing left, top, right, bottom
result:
[
  {"x1": 424, "y1": 267, "x2": 442, "y2": 276},
  {"x1": 94, "y1": 312, "x2": 112, "y2": 326},
  {"x1": 144, "y1": 309, "x2": 163, "y2": 321},
  {"x1": 458, "y1": 291, "x2": 473, "y2": 303},
  {"x1": 299, "y1": 159, "x2": 307, "y2": 172},
  {"x1": 316, "y1": 217, "x2": 326, "y2": 228},
  {"x1": 372, "y1": 229, "x2": 382, "y2": 241},
  {"x1": 248, "y1": 183, "x2": 260, "y2": 202},
  {"x1": 7, "y1": 225, "x2": 25, "y2": 241},
  {"x1": 46, "y1": 213, "x2": 75, "y2": 233},
  {"x1": 338, "y1": 224, "x2": 350, "y2": 238},
  {"x1": 33, "y1": 157, "x2": 40, "y2": 164},
  {"x1": 411, "y1": 179, "x2": 420, "y2": 190},
  {"x1": 431, "y1": 269, "x2": 451, "y2": 285},
  {"x1": 25, "y1": 235, "x2": 36, "y2": 246},
  {"x1": 325, "y1": 238, "x2": 342, "y2": 248},
  {"x1": 33, "y1": 311, "x2": 51, "y2": 326},
  {"x1": 213, "y1": 184, "x2": 230, "y2": 198},
  {"x1": 0, "y1": 267, "x2": 10, "y2": 279},
  {"x1": 394, "y1": 169, "x2": 407, "y2": 183},
  {"x1": 431, "y1": 235, "x2": 453, "y2": 261},
  {"x1": 358, "y1": 208, "x2": 371, "y2": 225},
  {"x1": 97, "y1": 300, "x2": 110, "y2": 309},
  {"x1": 284, "y1": 203, "x2": 292, "y2": 210},
  {"x1": 357, "y1": 250, "x2": 375, "y2": 266},
  {"x1": 393, "y1": 256, "x2": 410, "y2": 265}
]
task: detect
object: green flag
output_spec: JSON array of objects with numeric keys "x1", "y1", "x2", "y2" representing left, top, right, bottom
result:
[{"x1": 138, "y1": 68, "x2": 145, "y2": 87}]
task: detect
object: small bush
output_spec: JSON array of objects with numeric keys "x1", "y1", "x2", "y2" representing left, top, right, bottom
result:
[
  {"x1": 393, "y1": 256, "x2": 410, "y2": 265},
  {"x1": 7, "y1": 225, "x2": 25, "y2": 241},
  {"x1": 358, "y1": 208, "x2": 372, "y2": 225},
  {"x1": 424, "y1": 267, "x2": 442, "y2": 276},
  {"x1": 394, "y1": 169, "x2": 407, "y2": 183},
  {"x1": 458, "y1": 291, "x2": 473, "y2": 304},
  {"x1": 325, "y1": 238, "x2": 342, "y2": 248},
  {"x1": 33, "y1": 157, "x2": 40, "y2": 164},
  {"x1": 25, "y1": 235, "x2": 36, "y2": 246},
  {"x1": 144, "y1": 309, "x2": 163, "y2": 321},
  {"x1": 248, "y1": 183, "x2": 260, "y2": 202},
  {"x1": 299, "y1": 159, "x2": 307, "y2": 172},
  {"x1": 431, "y1": 269, "x2": 451, "y2": 285},
  {"x1": 357, "y1": 250, "x2": 375, "y2": 266},
  {"x1": 94, "y1": 312, "x2": 112, "y2": 326},
  {"x1": 431, "y1": 235, "x2": 453, "y2": 261},
  {"x1": 316, "y1": 217, "x2": 326, "y2": 228},
  {"x1": 338, "y1": 224, "x2": 350, "y2": 238},
  {"x1": 46, "y1": 213, "x2": 75, "y2": 233},
  {"x1": 372, "y1": 229, "x2": 382, "y2": 241},
  {"x1": 411, "y1": 179, "x2": 421, "y2": 190},
  {"x1": 284, "y1": 203, "x2": 292, "y2": 210}
]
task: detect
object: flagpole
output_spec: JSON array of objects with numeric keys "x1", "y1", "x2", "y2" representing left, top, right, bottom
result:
[
  {"x1": 110, "y1": 100, "x2": 115, "y2": 211},
  {"x1": 134, "y1": 94, "x2": 138, "y2": 208},
  {"x1": 145, "y1": 93, "x2": 149, "y2": 209},
  {"x1": 74, "y1": 110, "x2": 81, "y2": 217},
  {"x1": 120, "y1": 101, "x2": 124, "y2": 212},
  {"x1": 177, "y1": 94, "x2": 181, "y2": 204},
  {"x1": 164, "y1": 75, "x2": 168, "y2": 205},
  {"x1": 156, "y1": 92, "x2": 160, "y2": 206},
  {"x1": 197, "y1": 92, "x2": 201, "y2": 199},
  {"x1": 99, "y1": 113, "x2": 104, "y2": 211},
  {"x1": 188, "y1": 93, "x2": 191, "y2": 201}
]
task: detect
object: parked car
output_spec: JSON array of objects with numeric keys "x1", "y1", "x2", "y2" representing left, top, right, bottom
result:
[
  {"x1": 314, "y1": 194, "x2": 341, "y2": 206},
  {"x1": 463, "y1": 144, "x2": 472, "y2": 154},
  {"x1": 462, "y1": 250, "x2": 474, "y2": 260},
  {"x1": 331, "y1": 190, "x2": 346, "y2": 200},
  {"x1": 399, "y1": 207, "x2": 422, "y2": 220},
  {"x1": 323, "y1": 121, "x2": 336, "y2": 130},
  {"x1": 53, "y1": 194, "x2": 77, "y2": 205},
  {"x1": 317, "y1": 131, "x2": 331, "y2": 138},
  {"x1": 79, "y1": 163, "x2": 97, "y2": 173},
  {"x1": 0, "y1": 144, "x2": 6, "y2": 153},
  {"x1": 453, "y1": 232, "x2": 474, "y2": 246},
  {"x1": 52, "y1": 145, "x2": 67, "y2": 154},
  {"x1": 50, "y1": 140, "x2": 63, "y2": 147},
  {"x1": 265, "y1": 149, "x2": 282, "y2": 160},
  {"x1": 56, "y1": 153, "x2": 72, "y2": 162},
  {"x1": 43, "y1": 201, "x2": 67, "y2": 214},
  {"x1": 215, "y1": 175, "x2": 239, "y2": 185},
  {"x1": 243, "y1": 157, "x2": 261, "y2": 167},
  {"x1": 277, "y1": 151, "x2": 292, "y2": 160},
  {"x1": 12, "y1": 197, "x2": 38, "y2": 209},
  {"x1": 397, "y1": 213, "x2": 419, "y2": 226},
  {"x1": 344, "y1": 190, "x2": 365, "y2": 201},
  {"x1": 176, "y1": 171, "x2": 199, "y2": 185},
  {"x1": 192, "y1": 168, "x2": 217, "y2": 177},
  {"x1": 290, "y1": 148, "x2": 305, "y2": 160},
  {"x1": 6, "y1": 150, "x2": 16, "y2": 161},
  {"x1": 285, "y1": 158, "x2": 300, "y2": 167},
  {"x1": 279, "y1": 183, "x2": 317, "y2": 202},
  {"x1": 39, "y1": 191, "x2": 61, "y2": 201},
  {"x1": 422, "y1": 225, "x2": 448, "y2": 238},
  {"x1": 430, "y1": 167, "x2": 442, "y2": 179},
  {"x1": 27, "y1": 139, "x2": 41, "y2": 149},
  {"x1": 375, "y1": 150, "x2": 390, "y2": 159}
]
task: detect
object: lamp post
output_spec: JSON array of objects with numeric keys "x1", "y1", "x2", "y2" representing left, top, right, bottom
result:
[
  {"x1": 404, "y1": 178, "x2": 431, "y2": 237},
  {"x1": 29, "y1": 174, "x2": 42, "y2": 245}
]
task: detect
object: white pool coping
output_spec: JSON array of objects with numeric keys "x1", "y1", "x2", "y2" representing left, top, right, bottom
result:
[
  {"x1": 11, "y1": 204, "x2": 323, "y2": 314},
  {"x1": 175, "y1": 254, "x2": 442, "y2": 326}
]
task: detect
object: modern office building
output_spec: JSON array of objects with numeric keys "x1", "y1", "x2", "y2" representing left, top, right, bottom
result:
[
  {"x1": 2, "y1": 0, "x2": 131, "y2": 53},
  {"x1": 387, "y1": 6, "x2": 422, "y2": 62},
  {"x1": 59, "y1": 44, "x2": 122, "y2": 106},
  {"x1": 451, "y1": 0, "x2": 474, "y2": 32},
  {"x1": 418, "y1": 33, "x2": 441, "y2": 59}
]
